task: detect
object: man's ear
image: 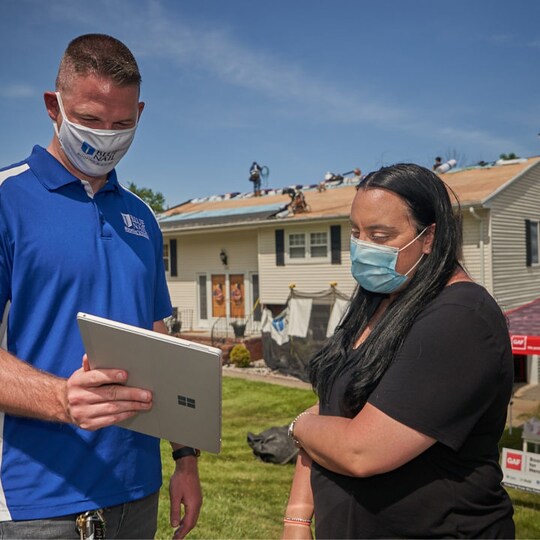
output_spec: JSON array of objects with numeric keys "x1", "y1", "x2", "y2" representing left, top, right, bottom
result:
[
  {"x1": 137, "y1": 101, "x2": 145, "y2": 121},
  {"x1": 44, "y1": 92, "x2": 60, "y2": 123},
  {"x1": 423, "y1": 223, "x2": 436, "y2": 254}
]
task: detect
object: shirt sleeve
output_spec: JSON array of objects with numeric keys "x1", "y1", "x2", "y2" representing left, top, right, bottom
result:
[
  {"x1": 368, "y1": 294, "x2": 510, "y2": 451},
  {"x1": 0, "y1": 199, "x2": 12, "y2": 315}
]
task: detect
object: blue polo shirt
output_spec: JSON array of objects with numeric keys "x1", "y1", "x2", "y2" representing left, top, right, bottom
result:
[{"x1": 0, "y1": 146, "x2": 172, "y2": 520}]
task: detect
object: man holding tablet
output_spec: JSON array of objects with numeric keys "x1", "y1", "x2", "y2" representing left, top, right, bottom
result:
[{"x1": 0, "y1": 34, "x2": 201, "y2": 539}]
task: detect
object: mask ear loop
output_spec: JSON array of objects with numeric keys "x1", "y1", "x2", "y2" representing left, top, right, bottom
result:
[
  {"x1": 398, "y1": 226, "x2": 428, "y2": 252},
  {"x1": 400, "y1": 226, "x2": 431, "y2": 277},
  {"x1": 403, "y1": 253, "x2": 424, "y2": 277}
]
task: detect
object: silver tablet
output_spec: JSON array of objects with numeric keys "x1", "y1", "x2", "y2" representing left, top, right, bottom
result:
[{"x1": 77, "y1": 312, "x2": 222, "y2": 453}]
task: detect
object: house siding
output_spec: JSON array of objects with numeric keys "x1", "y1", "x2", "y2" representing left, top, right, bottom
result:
[
  {"x1": 460, "y1": 209, "x2": 493, "y2": 293},
  {"x1": 258, "y1": 220, "x2": 356, "y2": 305},
  {"x1": 489, "y1": 162, "x2": 540, "y2": 311}
]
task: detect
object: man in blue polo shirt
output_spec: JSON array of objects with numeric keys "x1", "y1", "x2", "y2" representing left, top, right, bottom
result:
[{"x1": 0, "y1": 34, "x2": 202, "y2": 539}]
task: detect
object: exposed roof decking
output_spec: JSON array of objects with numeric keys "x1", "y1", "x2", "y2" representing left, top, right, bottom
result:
[
  {"x1": 442, "y1": 157, "x2": 540, "y2": 206},
  {"x1": 158, "y1": 157, "x2": 540, "y2": 230},
  {"x1": 160, "y1": 183, "x2": 359, "y2": 228}
]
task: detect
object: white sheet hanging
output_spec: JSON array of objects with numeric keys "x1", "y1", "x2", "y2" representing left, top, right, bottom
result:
[
  {"x1": 326, "y1": 297, "x2": 349, "y2": 337},
  {"x1": 288, "y1": 298, "x2": 313, "y2": 338}
]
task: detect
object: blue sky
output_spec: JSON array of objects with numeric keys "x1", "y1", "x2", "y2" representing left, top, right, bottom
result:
[{"x1": 1, "y1": 0, "x2": 538, "y2": 207}]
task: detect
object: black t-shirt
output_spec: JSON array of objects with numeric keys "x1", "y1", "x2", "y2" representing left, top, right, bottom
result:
[{"x1": 311, "y1": 282, "x2": 515, "y2": 539}]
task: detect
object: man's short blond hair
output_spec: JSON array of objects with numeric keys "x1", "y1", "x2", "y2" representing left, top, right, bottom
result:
[{"x1": 56, "y1": 34, "x2": 142, "y2": 92}]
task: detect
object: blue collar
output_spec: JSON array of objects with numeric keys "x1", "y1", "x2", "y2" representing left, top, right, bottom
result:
[{"x1": 28, "y1": 145, "x2": 120, "y2": 194}]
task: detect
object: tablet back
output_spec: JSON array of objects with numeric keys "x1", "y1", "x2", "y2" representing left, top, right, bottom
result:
[{"x1": 77, "y1": 312, "x2": 222, "y2": 453}]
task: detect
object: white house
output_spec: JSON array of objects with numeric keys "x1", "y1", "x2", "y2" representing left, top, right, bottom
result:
[{"x1": 159, "y1": 157, "x2": 540, "y2": 381}]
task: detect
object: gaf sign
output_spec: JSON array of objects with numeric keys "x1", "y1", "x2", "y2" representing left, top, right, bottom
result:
[
  {"x1": 510, "y1": 334, "x2": 540, "y2": 354},
  {"x1": 511, "y1": 335, "x2": 527, "y2": 351},
  {"x1": 506, "y1": 452, "x2": 523, "y2": 471},
  {"x1": 502, "y1": 448, "x2": 540, "y2": 494}
]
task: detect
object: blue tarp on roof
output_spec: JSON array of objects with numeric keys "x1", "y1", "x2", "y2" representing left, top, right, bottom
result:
[
  {"x1": 158, "y1": 202, "x2": 288, "y2": 228},
  {"x1": 159, "y1": 202, "x2": 286, "y2": 223}
]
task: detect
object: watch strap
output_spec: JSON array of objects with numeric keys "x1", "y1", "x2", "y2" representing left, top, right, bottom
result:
[{"x1": 172, "y1": 447, "x2": 201, "y2": 460}]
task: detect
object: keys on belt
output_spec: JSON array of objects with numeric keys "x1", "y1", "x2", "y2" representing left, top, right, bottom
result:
[{"x1": 75, "y1": 509, "x2": 106, "y2": 539}]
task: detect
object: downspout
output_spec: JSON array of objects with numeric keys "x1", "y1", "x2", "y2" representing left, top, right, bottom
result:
[{"x1": 469, "y1": 207, "x2": 486, "y2": 286}]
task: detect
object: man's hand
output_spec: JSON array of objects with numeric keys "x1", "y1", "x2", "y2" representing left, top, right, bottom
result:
[
  {"x1": 169, "y1": 456, "x2": 202, "y2": 539},
  {"x1": 65, "y1": 355, "x2": 153, "y2": 430}
]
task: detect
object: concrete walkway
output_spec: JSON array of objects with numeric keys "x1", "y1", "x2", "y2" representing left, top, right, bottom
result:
[{"x1": 223, "y1": 365, "x2": 311, "y2": 390}]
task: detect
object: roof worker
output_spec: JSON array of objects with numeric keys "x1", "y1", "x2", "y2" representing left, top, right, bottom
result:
[
  {"x1": 353, "y1": 168, "x2": 363, "y2": 183},
  {"x1": 283, "y1": 163, "x2": 514, "y2": 539},
  {"x1": 0, "y1": 34, "x2": 201, "y2": 539},
  {"x1": 432, "y1": 156, "x2": 443, "y2": 171},
  {"x1": 249, "y1": 161, "x2": 263, "y2": 196}
]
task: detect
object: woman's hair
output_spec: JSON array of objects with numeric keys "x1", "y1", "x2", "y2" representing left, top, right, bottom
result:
[
  {"x1": 56, "y1": 34, "x2": 142, "y2": 92},
  {"x1": 308, "y1": 163, "x2": 462, "y2": 415}
]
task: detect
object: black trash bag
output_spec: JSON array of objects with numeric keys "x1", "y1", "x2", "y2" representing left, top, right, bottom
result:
[{"x1": 247, "y1": 425, "x2": 298, "y2": 465}]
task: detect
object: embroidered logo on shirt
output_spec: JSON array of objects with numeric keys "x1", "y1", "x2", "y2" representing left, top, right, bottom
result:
[{"x1": 121, "y1": 213, "x2": 149, "y2": 239}]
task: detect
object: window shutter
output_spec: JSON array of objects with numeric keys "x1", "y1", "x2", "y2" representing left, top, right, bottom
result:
[
  {"x1": 170, "y1": 239, "x2": 178, "y2": 276},
  {"x1": 330, "y1": 225, "x2": 341, "y2": 264},
  {"x1": 275, "y1": 229, "x2": 285, "y2": 266},
  {"x1": 526, "y1": 219, "x2": 532, "y2": 267}
]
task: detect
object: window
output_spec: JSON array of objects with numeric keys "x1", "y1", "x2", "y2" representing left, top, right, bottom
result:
[
  {"x1": 251, "y1": 273, "x2": 261, "y2": 322},
  {"x1": 164, "y1": 240, "x2": 178, "y2": 276},
  {"x1": 198, "y1": 275, "x2": 208, "y2": 320},
  {"x1": 310, "y1": 232, "x2": 328, "y2": 258},
  {"x1": 289, "y1": 233, "x2": 306, "y2": 259},
  {"x1": 277, "y1": 226, "x2": 341, "y2": 265},
  {"x1": 286, "y1": 231, "x2": 329, "y2": 262},
  {"x1": 163, "y1": 243, "x2": 169, "y2": 273},
  {"x1": 526, "y1": 220, "x2": 539, "y2": 266}
]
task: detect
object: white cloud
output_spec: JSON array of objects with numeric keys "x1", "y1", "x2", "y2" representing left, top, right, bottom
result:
[
  {"x1": 0, "y1": 84, "x2": 36, "y2": 98},
  {"x1": 48, "y1": 0, "x2": 522, "y2": 155},
  {"x1": 121, "y1": 3, "x2": 412, "y2": 128}
]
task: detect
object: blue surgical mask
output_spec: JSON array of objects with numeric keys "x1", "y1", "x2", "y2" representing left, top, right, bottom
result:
[{"x1": 350, "y1": 228, "x2": 427, "y2": 294}]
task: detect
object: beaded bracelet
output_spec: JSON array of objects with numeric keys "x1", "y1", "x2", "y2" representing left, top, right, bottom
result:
[{"x1": 284, "y1": 516, "x2": 312, "y2": 526}]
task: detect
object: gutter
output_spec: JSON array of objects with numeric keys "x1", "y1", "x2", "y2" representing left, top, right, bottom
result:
[
  {"x1": 159, "y1": 212, "x2": 349, "y2": 235},
  {"x1": 468, "y1": 206, "x2": 486, "y2": 286}
]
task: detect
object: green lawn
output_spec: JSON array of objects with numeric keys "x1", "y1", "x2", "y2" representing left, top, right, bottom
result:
[
  {"x1": 156, "y1": 377, "x2": 540, "y2": 539},
  {"x1": 157, "y1": 377, "x2": 316, "y2": 539}
]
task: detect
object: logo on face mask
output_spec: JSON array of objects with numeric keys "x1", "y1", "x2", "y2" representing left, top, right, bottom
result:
[
  {"x1": 121, "y1": 212, "x2": 149, "y2": 240},
  {"x1": 81, "y1": 142, "x2": 96, "y2": 156}
]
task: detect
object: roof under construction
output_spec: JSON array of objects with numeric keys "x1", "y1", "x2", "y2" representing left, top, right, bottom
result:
[{"x1": 159, "y1": 157, "x2": 540, "y2": 231}]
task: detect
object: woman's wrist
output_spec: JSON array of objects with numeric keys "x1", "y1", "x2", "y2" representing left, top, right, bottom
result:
[
  {"x1": 288, "y1": 411, "x2": 313, "y2": 448},
  {"x1": 284, "y1": 516, "x2": 312, "y2": 526}
]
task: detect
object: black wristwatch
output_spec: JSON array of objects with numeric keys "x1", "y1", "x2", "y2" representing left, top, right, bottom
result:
[{"x1": 172, "y1": 447, "x2": 201, "y2": 461}]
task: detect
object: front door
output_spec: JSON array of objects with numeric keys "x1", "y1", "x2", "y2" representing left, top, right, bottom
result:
[
  {"x1": 229, "y1": 274, "x2": 245, "y2": 319},
  {"x1": 211, "y1": 274, "x2": 226, "y2": 318}
]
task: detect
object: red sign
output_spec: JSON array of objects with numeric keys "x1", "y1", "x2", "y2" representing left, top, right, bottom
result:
[
  {"x1": 511, "y1": 334, "x2": 540, "y2": 355},
  {"x1": 506, "y1": 452, "x2": 523, "y2": 471}
]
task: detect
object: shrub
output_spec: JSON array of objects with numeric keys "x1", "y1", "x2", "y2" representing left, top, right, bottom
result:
[{"x1": 229, "y1": 344, "x2": 251, "y2": 367}]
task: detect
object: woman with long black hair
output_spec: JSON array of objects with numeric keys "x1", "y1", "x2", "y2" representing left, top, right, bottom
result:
[{"x1": 282, "y1": 163, "x2": 514, "y2": 539}]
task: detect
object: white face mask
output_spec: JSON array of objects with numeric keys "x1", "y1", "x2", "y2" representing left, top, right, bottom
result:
[{"x1": 53, "y1": 92, "x2": 138, "y2": 177}]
